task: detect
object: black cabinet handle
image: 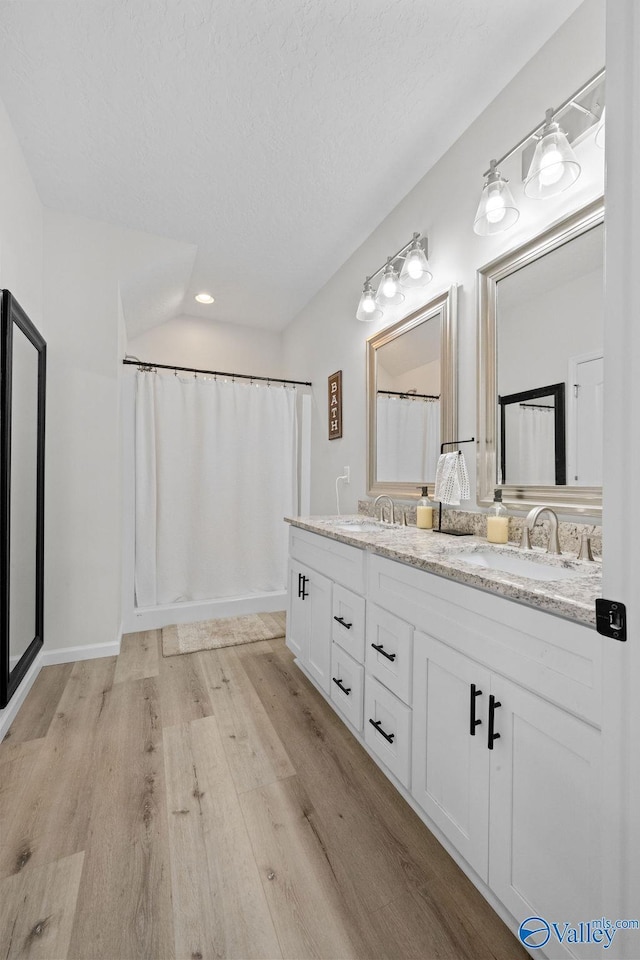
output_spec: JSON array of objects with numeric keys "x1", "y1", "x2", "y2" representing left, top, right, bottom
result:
[
  {"x1": 300, "y1": 575, "x2": 309, "y2": 600},
  {"x1": 332, "y1": 677, "x2": 351, "y2": 696},
  {"x1": 488, "y1": 694, "x2": 501, "y2": 750},
  {"x1": 371, "y1": 642, "x2": 396, "y2": 662},
  {"x1": 369, "y1": 718, "x2": 395, "y2": 743},
  {"x1": 333, "y1": 615, "x2": 353, "y2": 630},
  {"x1": 469, "y1": 683, "x2": 482, "y2": 736},
  {"x1": 297, "y1": 572, "x2": 302, "y2": 598}
]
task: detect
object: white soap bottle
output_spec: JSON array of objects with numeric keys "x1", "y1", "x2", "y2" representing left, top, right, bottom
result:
[
  {"x1": 486, "y1": 489, "x2": 509, "y2": 544},
  {"x1": 416, "y1": 486, "x2": 434, "y2": 530}
]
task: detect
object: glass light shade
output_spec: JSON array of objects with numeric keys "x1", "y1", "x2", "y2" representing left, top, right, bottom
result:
[
  {"x1": 524, "y1": 116, "x2": 581, "y2": 199},
  {"x1": 356, "y1": 282, "x2": 382, "y2": 322},
  {"x1": 595, "y1": 107, "x2": 605, "y2": 149},
  {"x1": 375, "y1": 263, "x2": 405, "y2": 306},
  {"x1": 473, "y1": 163, "x2": 520, "y2": 236},
  {"x1": 399, "y1": 240, "x2": 433, "y2": 287}
]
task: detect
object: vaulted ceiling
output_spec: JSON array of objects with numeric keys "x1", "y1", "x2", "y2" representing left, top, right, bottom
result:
[{"x1": 0, "y1": 0, "x2": 584, "y2": 335}]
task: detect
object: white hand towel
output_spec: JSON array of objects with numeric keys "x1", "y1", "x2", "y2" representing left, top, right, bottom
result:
[{"x1": 433, "y1": 451, "x2": 470, "y2": 505}]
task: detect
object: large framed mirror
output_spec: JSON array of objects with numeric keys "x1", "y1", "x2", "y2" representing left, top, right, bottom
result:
[
  {"x1": 477, "y1": 197, "x2": 603, "y2": 515},
  {"x1": 367, "y1": 286, "x2": 457, "y2": 498},
  {"x1": 1, "y1": 291, "x2": 46, "y2": 708}
]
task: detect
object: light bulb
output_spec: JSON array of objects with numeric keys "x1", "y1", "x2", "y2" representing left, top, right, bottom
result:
[
  {"x1": 362, "y1": 291, "x2": 376, "y2": 313},
  {"x1": 485, "y1": 192, "x2": 506, "y2": 224},
  {"x1": 539, "y1": 145, "x2": 564, "y2": 186},
  {"x1": 382, "y1": 275, "x2": 397, "y2": 298},
  {"x1": 406, "y1": 253, "x2": 424, "y2": 279}
]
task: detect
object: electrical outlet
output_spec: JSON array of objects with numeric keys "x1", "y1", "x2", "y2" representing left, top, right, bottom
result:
[{"x1": 344, "y1": 466, "x2": 350, "y2": 484}]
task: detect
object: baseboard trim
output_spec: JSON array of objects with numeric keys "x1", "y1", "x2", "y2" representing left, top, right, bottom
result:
[{"x1": 41, "y1": 638, "x2": 122, "y2": 666}]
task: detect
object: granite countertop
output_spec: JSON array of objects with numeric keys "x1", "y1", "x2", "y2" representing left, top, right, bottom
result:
[{"x1": 286, "y1": 515, "x2": 602, "y2": 628}]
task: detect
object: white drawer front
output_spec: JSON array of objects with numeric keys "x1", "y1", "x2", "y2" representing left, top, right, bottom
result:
[
  {"x1": 364, "y1": 676, "x2": 412, "y2": 788},
  {"x1": 330, "y1": 644, "x2": 364, "y2": 732},
  {"x1": 366, "y1": 603, "x2": 413, "y2": 705},
  {"x1": 332, "y1": 585, "x2": 365, "y2": 662},
  {"x1": 289, "y1": 526, "x2": 365, "y2": 594}
]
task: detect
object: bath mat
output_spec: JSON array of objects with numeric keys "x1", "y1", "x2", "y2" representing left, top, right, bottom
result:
[{"x1": 161, "y1": 611, "x2": 286, "y2": 657}]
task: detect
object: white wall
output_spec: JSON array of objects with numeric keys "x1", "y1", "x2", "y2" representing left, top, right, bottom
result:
[
  {"x1": 283, "y1": 0, "x2": 606, "y2": 516},
  {"x1": 43, "y1": 211, "x2": 123, "y2": 652},
  {"x1": 127, "y1": 313, "x2": 284, "y2": 379}
]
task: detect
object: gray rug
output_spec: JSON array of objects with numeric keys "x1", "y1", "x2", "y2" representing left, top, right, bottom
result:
[{"x1": 162, "y1": 610, "x2": 286, "y2": 657}]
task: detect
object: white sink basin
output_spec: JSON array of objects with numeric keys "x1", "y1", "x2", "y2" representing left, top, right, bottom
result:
[{"x1": 451, "y1": 550, "x2": 581, "y2": 582}]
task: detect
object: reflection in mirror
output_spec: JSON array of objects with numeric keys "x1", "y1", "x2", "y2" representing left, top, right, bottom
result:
[
  {"x1": 499, "y1": 383, "x2": 566, "y2": 485},
  {"x1": 10, "y1": 325, "x2": 39, "y2": 668},
  {"x1": 477, "y1": 198, "x2": 603, "y2": 514},
  {"x1": 367, "y1": 287, "x2": 457, "y2": 499},
  {"x1": 376, "y1": 319, "x2": 440, "y2": 483}
]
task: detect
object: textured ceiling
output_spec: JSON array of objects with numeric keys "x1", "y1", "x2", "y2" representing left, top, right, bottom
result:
[{"x1": 0, "y1": 0, "x2": 584, "y2": 334}]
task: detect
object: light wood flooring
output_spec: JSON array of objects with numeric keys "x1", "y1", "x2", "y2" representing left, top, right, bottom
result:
[{"x1": 0, "y1": 632, "x2": 527, "y2": 960}]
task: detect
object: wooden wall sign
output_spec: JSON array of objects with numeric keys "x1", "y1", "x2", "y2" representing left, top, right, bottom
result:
[{"x1": 328, "y1": 370, "x2": 342, "y2": 440}]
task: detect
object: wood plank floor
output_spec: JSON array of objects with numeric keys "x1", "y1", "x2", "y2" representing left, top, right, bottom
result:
[{"x1": 0, "y1": 632, "x2": 527, "y2": 960}]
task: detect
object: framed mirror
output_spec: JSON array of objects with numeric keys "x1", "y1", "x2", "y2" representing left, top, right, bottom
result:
[
  {"x1": 367, "y1": 286, "x2": 457, "y2": 498},
  {"x1": 477, "y1": 197, "x2": 603, "y2": 515},
  {"x1": 1, "y1": 290, "x2": 46, "y2": 708}
]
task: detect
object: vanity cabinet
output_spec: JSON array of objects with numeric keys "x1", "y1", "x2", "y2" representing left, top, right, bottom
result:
[{"x1": 286, "y1": 524, "x2": 603, "y2": 959}]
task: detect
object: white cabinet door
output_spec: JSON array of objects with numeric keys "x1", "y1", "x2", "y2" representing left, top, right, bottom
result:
[
  {"x1": 412, "y1": 633, "x2": 491, "y2": 880},
  {"x1": 286, "y1": 561, "x2": 308, "y2": 660},
  {"x1": 489, "y1": 676, "x2": 602, "y2": 959},
  {"x1": 304, "y1": 566, "x2": 333, "y2": 694}
]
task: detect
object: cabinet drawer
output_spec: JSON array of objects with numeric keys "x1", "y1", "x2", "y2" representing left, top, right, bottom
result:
[
  {"x1": 289, "y1": 526, "x2": 365, "y2": 594},
  {"x1": 364, "y1": 676, "x2": 412, "y2": 788},
  {"x1": 330, "y1": 644, "x2": 364, "y2": 731},
  {"x1": 366, "y1": 603, "x2": 413, "y2": 705},
  {"x1": 332, "y1": 585, "x2": 365, "y2": 662}
]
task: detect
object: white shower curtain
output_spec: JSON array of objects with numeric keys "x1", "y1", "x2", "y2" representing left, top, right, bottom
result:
[
  {"x1": 504, "y1": 404, "x2": 555, "y2": 485},
  {"x1": 135, "y1": 372, "x2": 298, "y2": 606},
  {"x1": 376, "y1": 396, "x2": 440, "y2": 482}
]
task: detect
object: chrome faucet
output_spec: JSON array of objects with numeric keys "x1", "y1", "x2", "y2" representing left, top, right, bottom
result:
[
  {"x1": 520, "y1": 506, "x2": 561, "y2": 554},
  {"x1": 373, "y1": 495, "x2": 396, "y2": 525}
]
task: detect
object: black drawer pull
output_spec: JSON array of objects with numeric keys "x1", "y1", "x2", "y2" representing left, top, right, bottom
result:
[
  {"x1": 332, "y1": 677, "x2": 351, "y2": 696},
  {"x1": 371, "y1": 642, "x2": 396, "y2": 662},
  {"x1": 333, "y1": 615, "x2": 353, "y2": 630},
  {"x1": 488, "y1": 694, "x2": 501, "y2": 750},
  {"x1": 469, "y1": 683, "x2": 482, "y2": 736},
  {"x1": 299, "y1": 574, "x2": 309, "y2": 600},
  {"x1": 369, "y1": 718, "x2": 395, "y2": 743}
]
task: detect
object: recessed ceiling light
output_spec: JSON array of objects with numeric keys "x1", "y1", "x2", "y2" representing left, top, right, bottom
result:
[{"x1": 195, "y1": 293, "x2": 215, "y2": 304}]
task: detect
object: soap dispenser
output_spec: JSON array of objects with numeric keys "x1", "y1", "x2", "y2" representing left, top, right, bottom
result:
[
  {"x1": 416, "y1": 486, "x2": 434, "y2": 530},
  {"x1": 487, "y1": 489, "x2": 509, "y2": 544}
]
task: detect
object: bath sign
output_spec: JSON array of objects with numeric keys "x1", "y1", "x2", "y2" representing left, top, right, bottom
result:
[{"x1": 328, "y1": 370, "x2": 343, "y2": 440}]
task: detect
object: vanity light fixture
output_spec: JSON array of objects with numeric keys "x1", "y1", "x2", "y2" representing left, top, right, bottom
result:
[
  {"x1": 356, "y1": 232, "x2": 431, "y2": 322},
  {"x1": 195, "y1": 292, "x2": 215, "y2": 304},
  {"x1": 524, "y1": 109, "x2": 581, "y2": 199},
  {"x1": 473, "y1": 160, "x2": 520, "y2": 236},
  {"x1": 473, "y1": 68, "x2": 604, "y2": 235}
]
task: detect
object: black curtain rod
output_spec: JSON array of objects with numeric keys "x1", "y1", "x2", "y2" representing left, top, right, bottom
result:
[
  {"x1": 377, "y1": 389, "x2": 440, "y2": 400},
  {"x1": 122, "y1": 357, "x2": 312, "y2": 388}
]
